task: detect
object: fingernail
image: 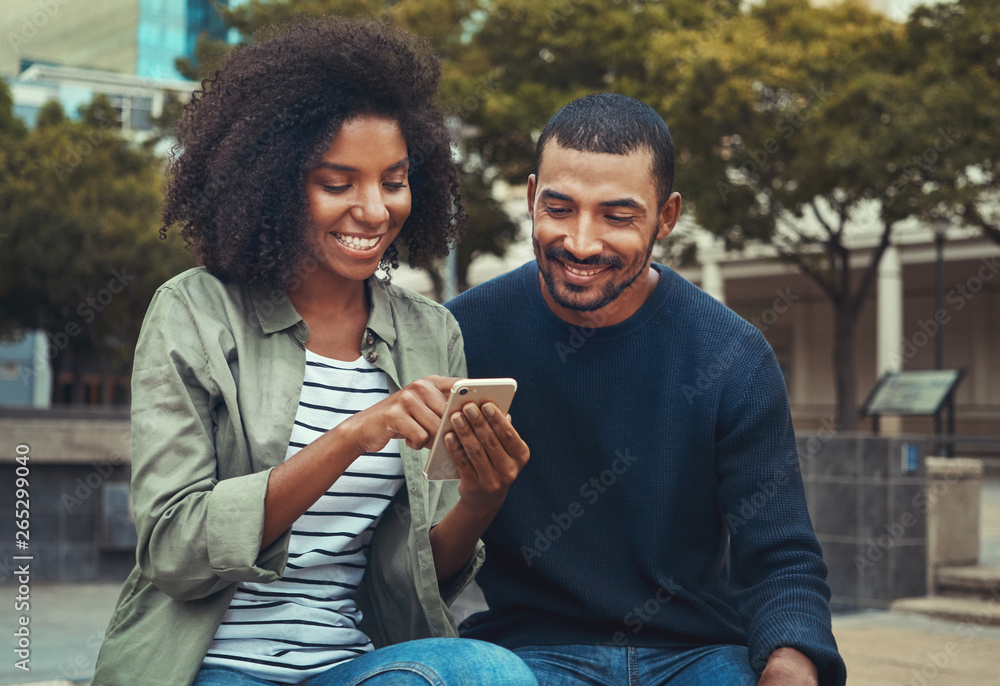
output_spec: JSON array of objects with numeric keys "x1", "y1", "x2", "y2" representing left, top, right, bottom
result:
[
  {"x1": 444, "y1": 433, "x2": 458, "y2": 449},
  {"x1": 482, "y1": 403, "x2": 496, "y2": 417},
  {"x1": 451, "y1": 413, "x2": 465, "y2": 428},
  {"x1": 464, "y1": 403, "x2": 480, "y2": 419}
]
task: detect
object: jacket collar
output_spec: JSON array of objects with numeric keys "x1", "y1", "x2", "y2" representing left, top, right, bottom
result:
[
  {"x1": 366, "y1": 277, "x2": 397, "y2": 346},
  {"x1": 249, "y1": 276, "x2": 397, "y2": 345}
]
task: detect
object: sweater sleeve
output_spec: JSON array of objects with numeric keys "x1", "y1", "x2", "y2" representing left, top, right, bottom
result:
[{"x1": 714, "y1": 336, "x2": 847, "y2": 686}]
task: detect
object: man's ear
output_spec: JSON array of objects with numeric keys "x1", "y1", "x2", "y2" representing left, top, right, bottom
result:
[
  {"x1": 526, "y1": 174, "x2": 537, "y2": 221},
  {"x1": 656, "y1": 192, "x2": 682, "y2": 241}
]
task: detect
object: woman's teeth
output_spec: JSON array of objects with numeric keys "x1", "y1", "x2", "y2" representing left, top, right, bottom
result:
[{"x1": 336, "y1": 234, "x2": 380, "y2": 250}]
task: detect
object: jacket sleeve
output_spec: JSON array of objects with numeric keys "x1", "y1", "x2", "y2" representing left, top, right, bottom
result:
[
  {"x1": 714, "y1": 335, "x2": 847, "y2": 686},
  {"x1": 129, "y1": 287, "x2": 290, "y2": 601},
  {"x1": 432, "y1": 313, "x2": 485, "y2": 604}
]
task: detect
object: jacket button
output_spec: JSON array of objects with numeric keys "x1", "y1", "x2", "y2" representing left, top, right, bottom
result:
[
  {"x1": 366, "y1": 351, "x2": 378, "y2": 363},
  {"x1": 366, "y1": 332, "x2": 375, "y2": 345}
]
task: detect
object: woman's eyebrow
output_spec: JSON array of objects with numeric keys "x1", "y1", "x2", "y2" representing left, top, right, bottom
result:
[{"x1": 314, "y1": 158, "x2": 409, "y2": 173}]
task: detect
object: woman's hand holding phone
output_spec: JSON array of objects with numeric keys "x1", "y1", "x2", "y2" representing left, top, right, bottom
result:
[
  {"x1": 338, "y1": 375, "x2": 459, "y2": 454},
  {"x1": 339, "y1": 375, "x2": 529, "y2": 514}
]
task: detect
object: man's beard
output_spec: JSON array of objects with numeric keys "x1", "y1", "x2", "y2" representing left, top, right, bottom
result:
[{"x1": 532, "y1": 224, "x2": 658, "y2": 313}]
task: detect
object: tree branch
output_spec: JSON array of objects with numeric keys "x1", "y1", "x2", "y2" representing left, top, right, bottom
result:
[
  {"x1": 964, "y1": 201, "x2": 1000, "y2": 246},
  {"x1": 772, "y1": 239, "x2": 840, "y2": 303},
  {"x1": 776, "y1": 212, "x2": 821, "y2": 246},
  {"x1": 810, "y1": 199, "x2": 837, "y2": 240},
  {"x1": 849, "y1": 220, "x2": 894, "y2": 320}
]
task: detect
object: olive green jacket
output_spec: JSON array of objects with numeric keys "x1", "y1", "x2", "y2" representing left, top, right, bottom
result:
[{"x1": 92, "y1": 267, "x2": 481, "y2": 686}]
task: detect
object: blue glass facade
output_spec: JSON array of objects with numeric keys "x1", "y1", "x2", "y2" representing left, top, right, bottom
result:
[{"x1": 136, "y1": 0, "x2": 231, "y2": 80}]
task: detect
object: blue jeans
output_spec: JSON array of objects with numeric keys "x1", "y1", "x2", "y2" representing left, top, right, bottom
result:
[
  {"x1": 512, "y1": 643, "x2": 757, "y2": 686},
  {"x1": 192, "y1": 637, "x2": 538, "y2": 685}
]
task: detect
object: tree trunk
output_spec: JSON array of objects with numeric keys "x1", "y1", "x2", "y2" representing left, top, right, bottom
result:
[
  {"x1": 832, "y1": 302, "x2": 858, "y2": 430},
  {"x1": 66, "y1": 347, "x2": 86, "y2": 405},
  {"x1": 48, "y1": 339, "x2": 62, "y2": 406},
  {"x1": 424, "y1": 268, "x2": 444, "y2": 303},
  {"x1": 85, "y1": 320, "x2": 111, "y2": 405}
]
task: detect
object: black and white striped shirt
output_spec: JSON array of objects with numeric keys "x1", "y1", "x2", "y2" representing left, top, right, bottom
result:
[{"x1": 203, "y1": 350, "x2": 403, "y2": 682}]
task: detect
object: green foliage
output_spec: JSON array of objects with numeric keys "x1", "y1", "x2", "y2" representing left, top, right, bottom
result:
[
  {"x1": 0, "y1": 81, "x2": 26, "y2": 141},
  {"x1": 450, "y1": 0, "x2": 720, "y2": 183},
  {"x1": 896, "y1": 0, "x2": 1000, "y2": 242},
  {"x1": 35, "y1": 100, "x2": 66, "y2": 129},
  {"x1": 649, "y1": 0, "x2": 999, "y2": 426},
  {"x1": 0, "y1": 95, "x2": 194, "y2": 403}
]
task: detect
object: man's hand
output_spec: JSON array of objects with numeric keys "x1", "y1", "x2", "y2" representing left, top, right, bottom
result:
[
  {"x1": 428, "y1": 402, "x2": 530, "y2": 583},
  {"x1": 758, "y1": 647, "x2": 819, "y2": 686},
  {"x1": 445, "y1": 402, "x2": 530, "y2": 514}
]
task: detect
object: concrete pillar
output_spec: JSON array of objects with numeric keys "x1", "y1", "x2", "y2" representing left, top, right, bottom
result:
[
  {"x1": 31, "y1": 330, "x2": 52, "y2": 409},
  {"x1": 697, "y1": 232, "x2": 725, "y2": 304},
  {"x1": 926, "y1": 457, "x2": 983, "y2": 594},
  {"x1": 877, "y1": 243, "x2": 904, "y2": 435}
]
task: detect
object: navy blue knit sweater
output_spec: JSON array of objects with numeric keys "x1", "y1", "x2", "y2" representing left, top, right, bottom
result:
[{"x1": 446, "y1": 262, "x2": 846, "y2": 685}]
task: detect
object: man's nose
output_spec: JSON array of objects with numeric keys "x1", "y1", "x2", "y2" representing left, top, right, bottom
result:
[{"x1": 561, "y1": 214, "x2": 603, "y2": 261}]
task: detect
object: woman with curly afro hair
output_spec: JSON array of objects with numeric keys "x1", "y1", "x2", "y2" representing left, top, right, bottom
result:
[{"x1": 92, "y1": 16, "x2": 536, "y2": 686}]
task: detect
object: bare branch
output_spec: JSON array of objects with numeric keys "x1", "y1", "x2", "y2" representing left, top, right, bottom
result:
[
  {"x1": 849, "y1": 220, "x2": 894, "y2": 320},
  {"x1": 964, "y1": 201, "x2": 1000, "y2": 246},
  {"x1": 776, "y1": 213, "x2": 822, "y2": 246},
  {"x1": 772, "y1": 238, "x2": 840, "y2": 303},
  {"x1": 810, "y1": 199, "x2": 836, "y2": 240}
]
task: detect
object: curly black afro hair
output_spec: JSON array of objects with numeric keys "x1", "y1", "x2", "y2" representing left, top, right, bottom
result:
[{"x1": 162, "y1": 16, "x2": 466, "y2": 287}]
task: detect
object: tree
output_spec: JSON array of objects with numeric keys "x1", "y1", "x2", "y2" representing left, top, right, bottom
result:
[
  {"x1": 891, "y1": 0, "x2": 1000, "y2": 244},
  {"x1": 447, "y1": 0, "x2": 737, "y2": 183},
  {"x1": 0, "y1": 95, "x2": 194, "y2": 404},
  {"x1": 654, "y1": 0, "x2": 1000, "y2": 429}
]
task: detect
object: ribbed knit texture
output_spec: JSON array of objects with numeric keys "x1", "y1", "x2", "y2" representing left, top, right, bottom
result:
[{"x1": 446, "y1": 262, "x2": 847, "y2": 686}]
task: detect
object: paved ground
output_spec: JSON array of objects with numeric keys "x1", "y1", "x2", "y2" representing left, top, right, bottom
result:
[
  {"x1": 4, "y1": 478, "x2": 999, "y2": 686},
  {"x1": 8, "y1": 584, "x2": 1000, "y2": 685},
  {"x1": 835, "y1": 610, "x2": 1000, "y2": 685}
]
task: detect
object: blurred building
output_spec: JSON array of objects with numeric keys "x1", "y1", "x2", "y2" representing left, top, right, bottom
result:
[
  {"x1": 679, "y1": 222, "x2": 1000, "y2": 439},
  {"x1": 0, "y1": 331, "x2": 51, "y2": 408},
  {"x1": 0, "y1": 0, "x2": 234, "y2": 80},
  {"x1": 7, "y1": 63, "x2": 193, "y2": 139}
]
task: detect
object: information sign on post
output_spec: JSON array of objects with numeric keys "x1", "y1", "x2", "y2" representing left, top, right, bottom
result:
[
  {"x1": 861, "y1": 370, "x2": 964, "y2": 417},
  {"x1": 860, "y1": 370, "x2": 964, "y2": 455}
]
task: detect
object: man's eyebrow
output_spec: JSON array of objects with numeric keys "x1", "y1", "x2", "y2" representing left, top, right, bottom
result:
[
  {"x1": 599, "y1": 198, "x2": 643, "y2": 210},
  {"x1": 315, "y1": 157, "x2": 409, "y2": 172},
  {"x1": 539, "y1": 189, "x2": 574, "y2": 203}
]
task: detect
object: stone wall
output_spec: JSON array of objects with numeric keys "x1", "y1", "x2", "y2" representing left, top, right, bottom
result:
[
  {"x1": 0, "y1": 418, "x2": 135, "y2": 583},
  {"x1": 797, "y1": 434, "x2": 929, "y2": 612}
]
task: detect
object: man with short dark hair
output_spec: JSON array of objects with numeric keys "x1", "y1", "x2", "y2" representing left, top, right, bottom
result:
[{"x1": 447, "y1": 93, "x2": 846, "y2": 685}]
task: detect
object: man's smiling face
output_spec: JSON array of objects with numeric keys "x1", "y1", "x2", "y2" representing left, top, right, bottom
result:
[{"x1": 528, "y1": 140, "x2": 680, "y2": 326}]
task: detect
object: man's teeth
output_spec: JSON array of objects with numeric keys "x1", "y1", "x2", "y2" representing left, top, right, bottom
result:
[
  {"x1": 336, "y1": 234, "x2": 380, "y2": 250},
  {"x1": 564, "y1": 264, "x2": 602, "y2": 277}
]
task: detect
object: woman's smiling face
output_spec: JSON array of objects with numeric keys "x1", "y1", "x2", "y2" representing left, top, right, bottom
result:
[{"x1": 304, "y1": 115, "x2": 411, "y2": 286}]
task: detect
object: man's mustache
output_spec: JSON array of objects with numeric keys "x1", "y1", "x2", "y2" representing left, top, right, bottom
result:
[{"x1": 544, "y1": 247, "x2": 623, "y2": 269}]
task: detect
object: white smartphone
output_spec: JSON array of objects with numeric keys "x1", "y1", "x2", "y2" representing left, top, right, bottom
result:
[{"x1": 423, "y1": 378, "x2": 518, "y2": 480}]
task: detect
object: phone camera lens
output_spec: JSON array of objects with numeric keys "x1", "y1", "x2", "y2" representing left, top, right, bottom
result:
[{"x1": 459, "y1": 388, "x2": 468, "y2": 395}]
